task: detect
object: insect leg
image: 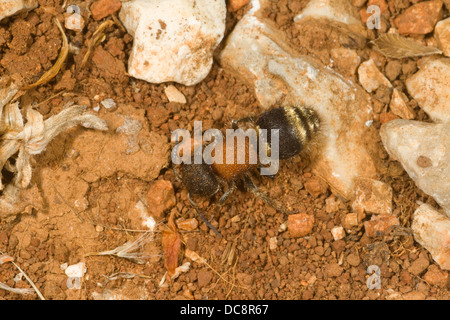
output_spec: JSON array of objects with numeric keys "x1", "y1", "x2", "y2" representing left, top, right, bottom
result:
[
  {"x1": 231, "y1": 116, "x2": 256, "y2": 130},
  {"x1": 218, "y1": 181, "x2": 236, "y2": 205},
  {"x1": 243, "y1": 175, "x2": 297, "y2": 215},
  {"x1": 188, "y1": 193, "x2": 223, "y2": 238}
]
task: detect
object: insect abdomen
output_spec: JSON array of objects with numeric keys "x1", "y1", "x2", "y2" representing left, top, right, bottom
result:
[{"x1": 256, "y1": 106, "x2": 320, "y2": 159}]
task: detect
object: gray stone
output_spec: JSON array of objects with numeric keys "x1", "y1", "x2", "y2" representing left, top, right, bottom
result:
[
  {"x1": 119, "y1": 0, "x2": 226, "y2": 86},
  {"x1": 380, "y1": 119, "x2": 450, "y2": 216},
  {"x1": 0, "y1": 0, "x2": 37, "y2": 22},
  {"x1": 412, "y1": 204, "x2": 450, "y2": 270},
  {"x1": 406, "y1": 57, "x2": 450, "y2": 124}
]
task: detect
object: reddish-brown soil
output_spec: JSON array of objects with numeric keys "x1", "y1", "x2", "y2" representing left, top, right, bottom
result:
[{"x1": 0, "y1": 0, "x2": 448, "y2": 300}]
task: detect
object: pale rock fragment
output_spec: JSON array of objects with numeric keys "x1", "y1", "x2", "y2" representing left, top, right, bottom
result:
[
  {"x1": 65, "y1": 9, "x2": 85, "y2": 31},
  {"x1": 352, "y1": 177, "x2": 393, "y2": 215},
  {"x1": 342, "y1": 213, "x2": 359, "y2": 231},
  {"x1": 294, "y1": 0, "x2": 361, "y2": 26},
  {"x1": 389, "y1": 88, "x2": 415, "y2": 120},
  {"x1": 406, "y1": 57, "x2": 450, "y2": 124},
  {"x1": 219, "y1": 13, "x2": 380, "y2": 199},
  {"x1": 164, "y1": 85, "x2": 186, "y2": 104},
  {"x1": 358, "y1": 59, "x2": 392, "y2": 93},
  {"x1": 119, "y1": 0, "x2": 226, "y2": 86},
  {"x1": 65, "y1": 262, "x2": 87, "y2": 278},
  {"x1": 412, "y1": 204, "x2": 450, "y2": 270},
  {"x1": 331, "y1": 226, "x2": 345, "y2": 241},
  {"x1": 0, "y1": 0, "x2": 37, "y2": 22},
  {"x1": 293, "y1": 0, "x2": 367, "y2": 46},
  {"x1": 269, "y1": 237, "x2": 277, "y2": 250},
  {"x1": 435, "y1": 17, "x2": 450, "y2": 57},
  {"x1": 330, "y1": 48, "x2": 361, "y2": 77},
  {"x1": 380, "y1": 120, "x2": 450, "y2": 216},
  {"x1": 101, "y1": 98, "x2": 117, "y2": 111},
  {"x1": 364, "y1": 215, "x2": 400, "y2": 237},
  {"x1": 128, "y1": 200, "x2": 157, "y2": 231},
  {"x1": 228, "y1": 0, "x2": 250, "y2": 12},
  {"x1": 176, "y1": 218, "x2": 198, "y2": 231}
]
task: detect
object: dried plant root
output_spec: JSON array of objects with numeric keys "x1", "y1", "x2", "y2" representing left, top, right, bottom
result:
[
  {"x1": 80, "y1": 20, "x2": 115, "y2": 69},
  {"x1": 22, "y1": 18, "x2": 69, "y2": 90},
  {"x1": 0, "y1": 281, "x2": 35, "y2": 295}
]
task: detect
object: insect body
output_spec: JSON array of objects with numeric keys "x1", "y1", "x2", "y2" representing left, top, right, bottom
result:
[
  {"x1": 255, "y1": 106, "x2": 320, "y2": 159},
  {"x1": 177, "y1": 105, "x2": 320, "y2": 237}
]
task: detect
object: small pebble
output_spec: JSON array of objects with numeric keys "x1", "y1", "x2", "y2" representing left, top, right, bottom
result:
[
  {"x1": 91, "y1": 0, "x2": 122, "y2": 21},
  {"x1": 176, "y1": 218, "x2": 198, "y2": 232},
  {"x1": 228, "y1": 0, "x2": 250, "y2": 12},
  {"x1": 304, "y1": 176, "x2": 328, "y2": 197},
  {"x1": 65, "y1": 262, "x2": 87, "y2": 278},
  {"x1": 394, "y1": 0, "x2": 443, "y2": 35},
  {"x1": 288, "y1": 213, "x2": 315, "y2": 238},
  {"x1": 423, "y1": 265, "x2": 449, "y2": 287},
  {"x1": 364, "y1": 215, "x2": 400, "y2": 238},
  {"x1": 435, "y1": 17, "x2": 450, "y2": 57},
  {"x1": 101, "y1": 98, "x2": 117, "y2": 111},
  {"x1": 331, "y1": 226, "x2": 345, "y2": 241},
  {"x1": 358, "y1": 59, "x2": 392, "y2": 93},
  {"x1": 65, "y1": 12, "x2": 85, "y2": 31},
  {"x1": 352, "y1": 177, "x2": 393, "y2": 215},
  {"x1": 389, "y1": 88, "x2": 415, "y2": 120},
  {"x1": 342, "y1": 213, "x2": 359, "y2": 230},
  {"x1": 269, "y1": 237, "x2": 277, "y2": 251},
  {"x1": 406, "y1": 57, "x2": 450, "y2": 124},
  {"x1": 164, "y1": 85, "x2": 187, "y2": 104},
  {"x1": 146, "y1": 180, "x2": 176, "y2": 218}
]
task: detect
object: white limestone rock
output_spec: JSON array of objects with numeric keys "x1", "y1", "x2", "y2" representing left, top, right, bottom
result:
[
  {"x1": 331, "y1": 226, "x2": 345, "y2": 241},
  {"x1": 380, "y1": 120, "x2": 450, "y2": 216},
  {"x1": 164, "y1": 85, "x2": 186, "y2": 104},
  {"x1": 389, "y1": 88, "x2": 415, "y2": 120},
  {"x1": 358, "y1": 59, "x2": 392, "y2": 93},
  {"x1": 219, "y1": 13, "x2": 380, "y2": 200},
  {"x1": 352, "y1": 177, "x2": 393, "y2": 215},
  {"x1": 0, "y1": 0, "x2": 37, "y2": 22},
  {"x1": 119, "y1": 0, "x2": 226, "y2": 86},
  {"x1": 435, "y1": 17, "x2": 450, "y2": 57},
  {"x1": 294, "y1": 0, "x2": 361, "y2": 26},
  {"x1": 412, "y1": 204, "x2": 450, "y2": 270},
  {"x1": 406, "y1": 57, "x2": 450, "y2": 124}
]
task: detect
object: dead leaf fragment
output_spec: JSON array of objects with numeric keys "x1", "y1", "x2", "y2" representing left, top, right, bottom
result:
[
  {"x1": 162, "y1": 211, "x2": 181, "y2": 277},
  {"x1": 371, "y1": 33, "x2": 442, "y2": 59}
]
